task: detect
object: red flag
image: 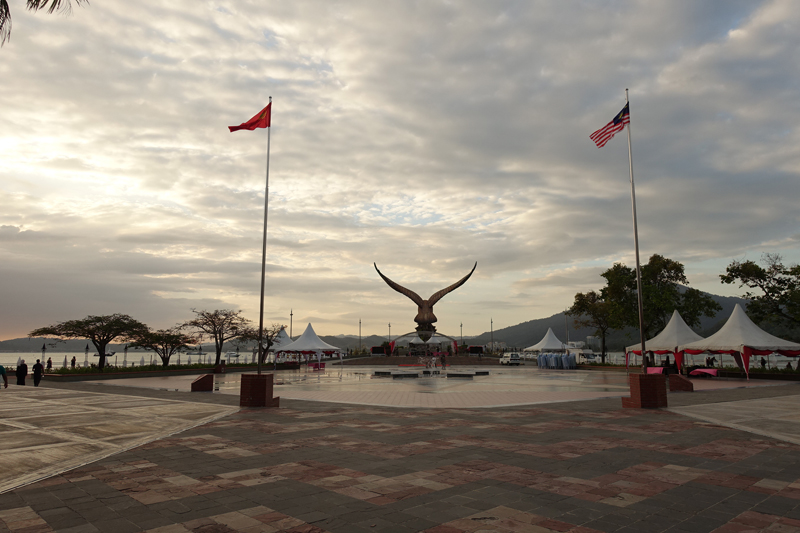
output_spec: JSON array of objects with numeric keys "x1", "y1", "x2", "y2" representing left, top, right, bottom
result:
[{"x1": 229, "y1": 103, "x2": 271, "y2": 132}]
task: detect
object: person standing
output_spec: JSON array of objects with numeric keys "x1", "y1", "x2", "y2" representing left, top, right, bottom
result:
[
  {"x1": 46, "y1": 357, "x2": 52, "y2": 371},
  {"x1": 33, "y1": 359, "x2": 44, "y2": 387},
  {"x1": 16, "y1": 360, "x2": 28, "y2": 385},
  {"x1": 71, "y1": 356, "x2": 76, "y2": 369},
  {"x1": 0, "y1": 364, "x2": 7, "y2": 388}
]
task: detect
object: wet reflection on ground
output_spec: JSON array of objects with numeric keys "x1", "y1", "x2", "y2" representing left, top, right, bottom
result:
[{"x1": 98, "y1": 365, "x2": 632, "y2": 395}]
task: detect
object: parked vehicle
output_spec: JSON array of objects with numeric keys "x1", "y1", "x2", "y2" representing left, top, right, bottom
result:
[{"x1": 500, "y1": 353, "x2": 522, "y2": 366}]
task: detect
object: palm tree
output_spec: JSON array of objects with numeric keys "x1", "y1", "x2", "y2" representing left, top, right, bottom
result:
[{"x1": 1, "y1": 0, "x2": 88, "y2": 45}]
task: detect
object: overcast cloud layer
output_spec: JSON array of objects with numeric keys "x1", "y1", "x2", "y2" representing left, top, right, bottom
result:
[{"x1": 2, "y1": 0, "x2": 799, "y2": 340}]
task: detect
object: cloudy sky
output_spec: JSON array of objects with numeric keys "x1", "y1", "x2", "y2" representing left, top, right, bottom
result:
[{"x1": 1, "y1": 0, "x2": 799, "y2": 341}]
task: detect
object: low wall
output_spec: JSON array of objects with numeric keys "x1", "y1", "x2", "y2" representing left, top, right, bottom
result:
[
  {"x1": 718, "y1": 371, "x2": 800, "y2": 381},
  {"x1": 577, "y1": 365, "x2": 628, "y2": 372},
  {"x1": 342, "y1": 356, "x2": 501, "y2": 366},
  {"x1": 41, "y1": 362, "x2": 301, "y2": 382}
]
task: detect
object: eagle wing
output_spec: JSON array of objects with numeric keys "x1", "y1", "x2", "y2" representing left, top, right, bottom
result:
[
  {"x1": 374, "y1": 263, "x2": 424, "y2": 307},
  {"x1": 427, "y1": 262, "x2": 477, "y2": 307}
]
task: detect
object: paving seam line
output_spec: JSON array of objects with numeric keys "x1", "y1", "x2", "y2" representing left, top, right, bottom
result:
[
  {"x1": 1, "y1": 404, "x2": 239, "y2": 495},
  {"x1": 668, "y1": 406, "x2": 800, "y2": 447}
]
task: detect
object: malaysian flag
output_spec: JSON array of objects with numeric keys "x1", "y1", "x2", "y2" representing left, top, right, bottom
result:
[{"x1": 590, "y1": 103, "x2": 630, "y2": 148}]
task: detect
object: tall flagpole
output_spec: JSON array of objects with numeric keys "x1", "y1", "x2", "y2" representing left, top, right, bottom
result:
[
  {"x1": 257, "y1": 96, "x2": 272, "y2": 376},
  {"x1": 625, "y1": 88, "x2": 647, "y2": 373}
]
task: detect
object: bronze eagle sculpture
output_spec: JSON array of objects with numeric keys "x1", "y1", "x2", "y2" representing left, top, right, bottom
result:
[{"x1": 374, "y1": 262, "x2": 477, "y2": 341}]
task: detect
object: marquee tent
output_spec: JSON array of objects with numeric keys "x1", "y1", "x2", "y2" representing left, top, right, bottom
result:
[
  {"x1": 524, "y1": 328, "x2": 566, "y2": 352},
  {"x1": 271, "y1": 327, "x2": 292, "y2": 351},
  {"x1": 625, "y1": 310, "x2": 704, "y2": 370},
  {"x1": 678, "y1": 304, "x2": 800, "y2": 378},
  {"x1": 277, "y1": 323, "x2": 341, "y2": 353}
]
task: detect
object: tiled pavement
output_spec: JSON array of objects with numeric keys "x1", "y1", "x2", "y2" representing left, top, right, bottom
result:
[
  {"x1": 4, "y1": 382, "x2": 800, "y2": 532},
  {"x1": 0, "y1": 387, "x2": 237, "y2": 495}
]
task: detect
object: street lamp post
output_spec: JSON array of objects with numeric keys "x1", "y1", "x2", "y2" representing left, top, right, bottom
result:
[
  {"x1": 359, "y1": 319, "x2": 362, "y2": 354},
  {"x1": 490, "y1": 318, "x2": 494, "y2": 355},
  {"x1": 290, "y1": 309, "x2": 293, "y2": 339},
  {"x1": 460, "y1": 322, "x2": 463, "y2": 354}
]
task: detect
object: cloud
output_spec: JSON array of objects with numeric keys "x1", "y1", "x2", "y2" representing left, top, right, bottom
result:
[{"x1": 1, "y1": 0, "x2": 798, "y2": 340}]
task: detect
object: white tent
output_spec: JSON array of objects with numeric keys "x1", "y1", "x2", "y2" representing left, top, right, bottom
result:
[
  {"x1": 626, "y1": 310, "x2": 704, "y2": 369},
  {"x1": 524, "y1": 328, "x2": 566, "y2": 352},
  {"x1": 271, "y1": 327, "x2": 292, "y2": 351},
  {"x1": 679, "y1": 304, "x2": 800, "y2": 377},
  {"x1": 277, "y1": 323, "x2": 341, "y2": 352}
]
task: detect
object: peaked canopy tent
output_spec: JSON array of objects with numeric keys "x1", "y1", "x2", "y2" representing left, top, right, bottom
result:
[
  {"x1": 277, "y1": 323, "x2": 341, "y2": 354},
  {"x1": 678, "y1": 304, "x2": 800, "y2": 378},
  {"x1": 523, "y1": 328, "x2": 566, "y2": 353},
  {"x1": 625, "y1": 310, "x2": 705, "y2": 370},
  {"x1": 270, "y1": 327, "x2": 292, "y2": 351},
  {"x1": 390, "y1": 331, "x2": 458, "y2": 355}
]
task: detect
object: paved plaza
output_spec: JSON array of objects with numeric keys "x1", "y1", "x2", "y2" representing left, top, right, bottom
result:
[
  {"x1": 94, "y1": 367, "x2": 783, "y2": 409},
  {"x1": 2, "y1": 374, "x2": 800, "y2": 532}
]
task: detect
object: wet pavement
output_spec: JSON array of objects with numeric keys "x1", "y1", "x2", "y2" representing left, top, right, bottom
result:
[
  {"x1": 2, "y1": 374, "x2": 800, "y2": 532},
  {"x1": 92, "y1": 366, "x2": 784, "y2": 409}
]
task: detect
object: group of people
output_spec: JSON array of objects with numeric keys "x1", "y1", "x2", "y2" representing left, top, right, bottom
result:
[{"x1": 6, "y1": 357, "x2": 52, "y2": 387}]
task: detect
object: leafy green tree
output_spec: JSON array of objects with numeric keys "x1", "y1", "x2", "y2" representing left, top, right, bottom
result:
[
  {"x1": 601, "y1": 254, "x2": 721, "y2": 342},
  {"x1": 30, "y1": 314, "x2": 148, "y2": 370},
  {"x1": 566, "y1": 291, "x2": 613, "y2": 363},
  {"x1": 1, "y1": 0, "x2": 87, "y2": 45},
  {"x1": 129, "y1": 326, "x2": 198, "y2": 367},
  {"x1": 721, "y1": 253, "x2": 800, "y2": 331},
  {"x1": 185, "y1": 309, "x2": 252, "y2": 365}
]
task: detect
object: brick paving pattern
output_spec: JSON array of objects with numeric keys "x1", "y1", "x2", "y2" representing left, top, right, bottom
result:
[{"x1": 5, "y1": 392, "x2": 800, "y2": 532}]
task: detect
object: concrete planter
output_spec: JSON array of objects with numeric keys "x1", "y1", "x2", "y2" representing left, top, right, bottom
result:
[
  {"x1": 622, "y1": 373, "x2": 668, "y2": 409},
  {"x1": 240, "y1": 374, "x2": 280, "y2": 408}
]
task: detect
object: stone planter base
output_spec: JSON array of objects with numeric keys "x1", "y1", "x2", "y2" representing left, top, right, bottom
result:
[
  {"x1": 669, "y1": 374, "x2": 694, "y2": 392},
  {"x1": 191, "y1": 374, "x2": 214, "y2": 392},
  {"x1": 622, "y1": 373, "x2": 667, "y2": 409},
  {"x1": 240, "y1": 374, "x2": 280, "y2": 408}
]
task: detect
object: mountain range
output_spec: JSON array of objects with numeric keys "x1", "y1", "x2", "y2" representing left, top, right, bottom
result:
[{"x1": 0, "y1": 292, "x2": 784, "y2": 353}]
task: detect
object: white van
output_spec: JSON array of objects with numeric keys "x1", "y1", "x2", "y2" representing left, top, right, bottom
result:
[{"x1": 500, "y1": 353, "x2": 522, "y2": 366}]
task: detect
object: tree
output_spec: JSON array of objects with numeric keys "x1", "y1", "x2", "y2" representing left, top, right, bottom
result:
[
  {"x1": 1, "y1": 0, "x2": 87, "y2": 45},
  {"x1": 566, "y1": 291, "x2": 613, "y2": 363},
  {"x1": 721, "y1": 253, "x2": 800, "y2": 331},
  {"x1": 185, "y1": 309, "x2": 252, "y2": 365},
  {"x1": 601, "y1": 254, "x2": 721, "y2": 359},
  {"x1": 234, "y1": 323, "x2": 287, "y2": 364},
  {"x1": 129, "y1": 326, "x2": 198, "y2": 367},
  {"x1": 30, "y1": 314, "x2": 148, "y2": 370}
]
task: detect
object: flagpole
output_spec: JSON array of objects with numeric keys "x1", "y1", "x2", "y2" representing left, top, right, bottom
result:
[
  {"x1": 257, "y1": 96, "x2": 272, "y2": 376},
  {"x1": 625, "y1": 89, "x2": 647, "y2": 373}
]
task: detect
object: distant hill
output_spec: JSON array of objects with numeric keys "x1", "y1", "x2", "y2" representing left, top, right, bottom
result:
[
  {"x1": 9, "y1": 291, "x2": 799, "y2": 353},
  {"x1": 0, "y1": 335, "x2": 391, "y2": 353},
  {"x1": 468, "y1": 291, "x2": 750, "y2": 351}
]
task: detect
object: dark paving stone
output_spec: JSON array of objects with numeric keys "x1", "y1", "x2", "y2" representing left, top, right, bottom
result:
[
  {"x1": 4, "y1": 381, "x2": 800, "y2": 533},
  {"x1": 752, "y1": 495, "x2": 799, "y2": 516}
]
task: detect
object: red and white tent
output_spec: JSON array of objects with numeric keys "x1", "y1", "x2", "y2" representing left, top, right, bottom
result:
[
  {"x1": 626, "y1": 310, "x2": 704, "y2": 370},
  {"x1": 678, "y1": 304, "x2": 800, "y2": 378}
]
